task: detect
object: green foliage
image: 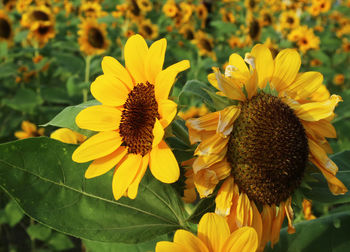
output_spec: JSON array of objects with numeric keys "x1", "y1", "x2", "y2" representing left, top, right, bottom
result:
[{"x1": 0, "y1": 137, "x2": 187, "y2": 243}]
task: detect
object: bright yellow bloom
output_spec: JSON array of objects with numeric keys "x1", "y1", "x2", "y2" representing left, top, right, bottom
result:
[
  {"x1": 50, "y1": 128, "x2": 86, "y2": 145},
  {"x1": 186, "y1": 44, "x2": 347, "y2": 250},
  {"x1": 162, "y1": 0, "x2": 178, "y2": 18},
  {"x1": 156, "y1": 213, "x2": 258, "y2": 252},
  {"x1": 72, "y1": 35, "x2": 190, "y2": 200},
  {"x1": 15, "y1": 121, "x2": 45, "y2": 139},
  {"x1": 288, "y1": 26, "x2": 320, "y2": 53}
]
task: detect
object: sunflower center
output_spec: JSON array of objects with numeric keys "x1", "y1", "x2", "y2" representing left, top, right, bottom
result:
[
  {"x1": 200, "y1": 38, "x2": 212, "y2": 51},
  {"x1": 227, "y1": 92, "x2": 309, "y2": 206},
  {"x1": 0, "y1": 18, "x2": 11, "y2": 38},
  {"x1": 32, "y1": 10, "x2": 50, "y2": 21},
  {"x1": 143, "y1": 25, "x2": 153, "y2": 36},
  {"x1": 38, "y1": 25, "x2": 50, "y2": 35},
  {"x1": 249, "y1": 20, "x2": 260, "y2": 40},
  {"x1": 87, "y1": 27, "x2": 104, "y2": 48},
  {"x1": 119, "y1": 82, "x2": 160, "y2": 156}
]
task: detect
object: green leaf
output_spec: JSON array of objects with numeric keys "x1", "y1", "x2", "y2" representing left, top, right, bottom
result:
[
  {"x1": 187, "y1": 196, "x2": 215, "y2": 224},
  {"x1": 332, "y1": 53, "x2": 348, "y2": 66},
  {"x1": 2, "y1": 89, "x2": 43, "y2": 114},
  {"x1": 42, "y1": 100, "x2": 100, "y2": 136},
  {"x1": 179, "y1": 80, "x2": 214, "y2": 110},
  {"x1": 302, "y1": 151, "x2": 350, "y2": 204},
  {"x1": 83, "y1": 234, "x2": 170, "y2": 252},
  {"x1": 266, "y1": 211, "x2": 350, "y2": 252},
  {"x1": 4, "y1": 199, "x2": 24, "y2": 227},
  {"x1": 0, "y1": 137, "x2": 187, "y2": 243},
  {"x1": 47, "y1": 233, "x2": 74, "y2": 251},
  {"x1": 26, "y1": 223, "x2": 52, "y2": 241},
  {"x1": 41, "y1": 87, "x2": 72, "y2": 104},
  {"x1": 0, "y1": 62, "x2": 17, "y2": 79}
]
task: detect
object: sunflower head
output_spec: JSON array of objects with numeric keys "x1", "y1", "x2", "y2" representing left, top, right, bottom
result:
[
  {"x1": 78, "y1": 19, "x2": 109, "y2": 55},
  {"x1": 138, "y1": 19, "x2": 158, "y2": 40},
  {"x1": 21, "y1": 5, "x2": 53, "y2": 28},
  {"x1": 0, "y1": 10, "x2": 12, "y2": 44},
  {"x1": 72, "y1": 35, "x2": 190, "y2": 200}
]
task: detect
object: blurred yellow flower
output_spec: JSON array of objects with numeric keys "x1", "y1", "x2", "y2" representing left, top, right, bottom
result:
[
  {"x1": 15, "y1": 121, "x2": 45, "y2": 139},
  {"x1": 78, "y1": 19, "x2": 109, "y2": 55}
]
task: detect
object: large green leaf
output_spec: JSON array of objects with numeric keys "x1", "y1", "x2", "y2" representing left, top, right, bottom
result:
[
  {"x1": 302, "y1": 151, "x2": 350, "y2": 204},
  {"x1": 266, "y1": 211, "x2": 350, "y2": 252},
  {"x1": 0, "y1": 137, "x2": 187, "y2": 243},
  {"x1": 42, "y1": 100, "x2": 100, "y2": 136}
]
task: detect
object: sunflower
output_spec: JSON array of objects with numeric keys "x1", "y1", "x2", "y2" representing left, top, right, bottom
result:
[
  {"x1": 186, "y1": 44, "x2": 347, "y2": 250},
  {"x1": 137, "y1": 18, "x2": 158, "y2": 40},
  {"x1": 78, "y1": 19, "x2": 109, "y2": 56},
  {"x1": 193, "y1": 30, "x2": 216, "y2": 60},
  {"x1": 0, "y1": 10, "x2": 13, "y2": 45},
  {"x1": 179, "y1": 23, "x2": 195, "y2": 41},
  {"x1": 21, "y1": 5, "x2": 53, "y2": 28},
  {"x1": 79, "y1": 1, "x2": 106, "y2": 19},
  {"x1": 288, "y1": 25, "x2": 320, "y2": 53},
  {"x1": 156, "y1": 213, "x2": 258, "y2": 252},
  {"x1": 15, "y1": 121, "x2": 45, "y2": 139},
  {"x1": 162, "y1": 0, "x2": 178, "y2": 18},
  {"x1": 333, "y1": 74, "x2": 345, "y2": 86},
  {"x1": 279, "y1": 11, "x2": 300, "y2": 31},
  {"x1": 137, "y1": 0, "x2": 152, "y2": 13},
  {"x1": 196, "y1": 3, "x2": 208, "y2": 28},
  {"x1": 72, "y1": 35, "x2": 190, "y2": 200},
  {"x1": 28, "y1": 21, "x2": 56, "y2": 47}
]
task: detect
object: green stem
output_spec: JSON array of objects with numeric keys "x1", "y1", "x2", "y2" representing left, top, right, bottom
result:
[{"x1": 83, "y1": 55, "x2": 92, "y2": 102}]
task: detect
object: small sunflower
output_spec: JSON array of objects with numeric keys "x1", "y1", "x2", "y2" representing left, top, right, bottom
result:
[
  {"x1": 79, "y1": 1, "x2": 106, "y2": 19},
  {"x1": 0, "y1": 10, "x2": 13, "y2": 45},
  {"x1": 193, "y1": 30, "x2": 216, "y2": 60},
  {"x1": 162, "y1": 0, "x2": 178, "y2": 18},
  {"x1": 72, "y1": 35, "x2": 190, "y2": 200},
  {"x1": 28, "y1": 21, "x2": 56, "y2": 47},
  {"x1": 78, "y1": 19, "x2": 109, "y2": 56},
  {"x1": 279, "y1": 11, "x2": 300, "y2": 31},
  {"x1": 21, "y1": 5, "x2": 53, "y2": 28},
  {"x1": 15, "y1": 121, "x2": 45, "y2": 139},
  {"x1": 137, "y1": 18, "x2": 158, "y2": 40},
  {"x1": 137, "y1": 0, "x2": 152, "y2": 13},
  {"x1": 179, "y1": 23, "x2": 195, "y2": 41},
  {"x1": 156, "y1": 213, "x2": 258, "y2": 252},
  {"x1": 288, "y1": 25, "x2": 320, "y2": 53},
  {"x1": 186, "y1": 44, "x2": 347, "y2": 250}
]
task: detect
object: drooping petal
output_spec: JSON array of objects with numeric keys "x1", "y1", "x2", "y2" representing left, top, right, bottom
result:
[
  {"x1": 309, "y1": 138, "x2": 338, "y2": 175},
  {"x1": 194, "y1": 134, "x2": 228, "y2": 156},
  {"x1": 76, "y1": 105, "x2": 122, "y2": 131},
  {"x1": 193, "y1": 152, "x2": 226, "y2": 173},
  {"x1": 112, "y1": 154, "x2": 143, "y2": 200},
  {"x1": 236, "y1": 193, "x2": 253, "y2": 227},
  {"x1": 217, "y1": 106, "x2": 240, "y2": 137},
  {"x1": 145, "y1": 38, "x2": 167, "y2": 84},
  {"x1": 221, "y1": 227, "x2": 258, "y2": 252},
  {"x1": 186, "y1": 111, "x2": 220, "y2": 132},
  {"x1": 194, "y1": 169, "x2": 218, "y2": 197},
  {"x1": 155, "y1": 241, "x2": 190, "y2": 252},
  {"x1": 260, "y1": 205, "x2": 274, "y2": 251},
  {"x1": 124, "y1": 34, "x2": 148, "y2": 84},
  {"x1": 149, "y1": 140, "x2": 179, "y2": 183},
  {"x1": 90, "y1": 75, "x2": 130, "y2": 106},
  {"x1": 271, "y1": 48, "x2": 301, "y2": 91},
  {"x1": 284, "y1": 198, "x2": 296, "y2": 234},
  {"x1": 158, "y1": 99, "x2": 177, "y2": 128},
  {"x1": 85, "y1": 147, "x2": 127, "y2": 179},
  {"x1": 295, "y1": 95, "x2": 342, "y2": 121},
  {"x1": 101, "y1": 56, "x2": 133, "y2": 89},
  {"x1": 251, "y1": 44, "x2": 274, "y2": 88},
  {"x1": 287, "y1": 72, "x2": 323, "y2": 100},
  {"x1": 215, "y1": 177, "x2": 235, "y2": 216},
  {"x1": 251, "y1": 201, "x2": 263, "y2": 247},
  {"x1": 173, "y1": 230, "x2": 209, "y2": 252},
  {"x1": 213, "y1": 67, "x2": 246, "y2": 101},
  {"x1": 127, "y1": 154, "x2": 150, "y2": 199},
  {"x1": 302, "y1": 119, "x2": 337, "y2": 139},
  {"x1": 155, "y1": 60, "x2": 190, "y2": 100},
  {"x1": 198, "y1": 213, "x2": 230, "y2": 252},
  {"x1": 72, "y1": 131, "x2": 122, "y2": 163},
  {"x1": 208, "y1": 73, "x2": 219, "y2": 89}
]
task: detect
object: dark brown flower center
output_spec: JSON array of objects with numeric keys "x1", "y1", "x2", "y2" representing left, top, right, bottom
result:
[
  {"x1": 227, "y1": 92, "x2": 309, "y2": 206},
  {"x1": 119, "y1": 82, "x2": 160, "y2": 156},
  {"x1": 142, "y1": 25, "x2": 153, "y2": 36},
  {"x1": 32, "y1": 10, "x2": 50, "y2": 21},
  {"x1": 38, "y1": 25, "x2": 50, "y2": 35},
  {"x1": 0, "y1": 18, "x2": 11, "y2": 39},
  {"x1": 249, "y1": 20, "x2": 260, "y2": 40},
  {"x1": 87, "y1": 27, "x2": 104, "y2": 48},
  {"x1": 200, "y1": 38, "x2": 212, "y2": 51}
]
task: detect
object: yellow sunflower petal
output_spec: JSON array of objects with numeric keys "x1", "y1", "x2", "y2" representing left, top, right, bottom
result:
[
  {"x1": 217, "y1": 106, "x2": 240, "y2": 137},
  {"x1": 22, "y1": 121, "x2": 37, "y2": 133},
  {"x1": 158, "y1": 99, "x2": 177, "y2": 128},
  {"x1": 221, "y1": 227, "x2": 258, "y2": 252},
  {"x1": 271, "y1": 48, "x2": 301, "y2": 91},
  {"x1": 186, "y1": 111, "x2": 220, "y2": 132},
  {"x1": 302, "y1": 120, "x2": 337, "y2": 139},
  {"x1": 145, "y1": 38, "x2": 166, "y2": 84},
  {"x1": 127, "y1": 154, "x2": 150, "y2": 199},
  {"x1": 112, "y1": 154, "x2": 143, "y2": 200},
  {"x1": 155, "y1": 241, "x2": 190, "y2": 252},
  {"x1": 309, "y1": 138, "x2": 338, "y2": 175},
  {"x1": 152, "y1": 119, "x2": 164, "y2": 147},
  {"x1": 215, "y1": 176, "x2": 234, "y2": 216},
  {"x1": 296, "y1": 95, "x2": 342, "y2": 121},
  {"x1": 193, "y1": 152, "x2": 226, "y2": 173},
  {"x1": 149, "y1": 140, "x2": 179, "y2": 183},
  {"x1": 236, "y1": 193, "x2": 253, "y2": 227},
  {"x1": 213, "y1": 67, "x2": 246, "y2": 101},
  {"x1": 85, "y1": 147, "x2": 127, "y2": 179},
  {"x1": 155, "y1": 60, "x2": 190, "y2": 100},
  {"x1": 251, "y1": 201, "x2": 263, "y2": 246},
  {"x1": 173, "y1": 230, "x2": 209, "y2": 252},
  {"x1": 208, "y1": 73, "x2": 219, "y2": 89},
  {"x1": 285, "y1": 198, "x2": 296, "y2": 234},
  {"x1": 194, "y1": 169, "x2": 218, "y2": 197},
  {"x1": 228, "y1": 53, "x2": 249, "y2": 73},
  {"x1": 287, "y1": 72, "x2": 323, "y2": 99},
  {"x1": 260, "y1": 205, "x2": 273, "y2": 250},
  {"x1": 251, "y1": 44, "x2": 274, "y2": 88},
  {"x1": 124, "y1": 34, "x2": 148, "y2": 84},
  {"x1": 76, "y1": 105, "x2": 122, "y2": 131},
  {"x1": 198, "y1": 213, "x2": 230, "y2": 252},
  {"x1": 101, "y1": 56, "x2": 133, "y2": 89},
  {"x1": 72, "y1": 131, "x2": 122, "y2": 163},
  {"x1": 90, "y1": 75, "x2": 130, "y2": 106},
  {"x1": 194, "y1": 134, "x2": 228, "y2": 156},
  {"x1": 50, "y1": 128, "x2": 79, "y2": 144}
]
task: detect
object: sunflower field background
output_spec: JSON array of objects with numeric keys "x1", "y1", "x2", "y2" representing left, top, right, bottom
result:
[{"x1": 1, "y1": 0, "x2": 350, "y2": 251}]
